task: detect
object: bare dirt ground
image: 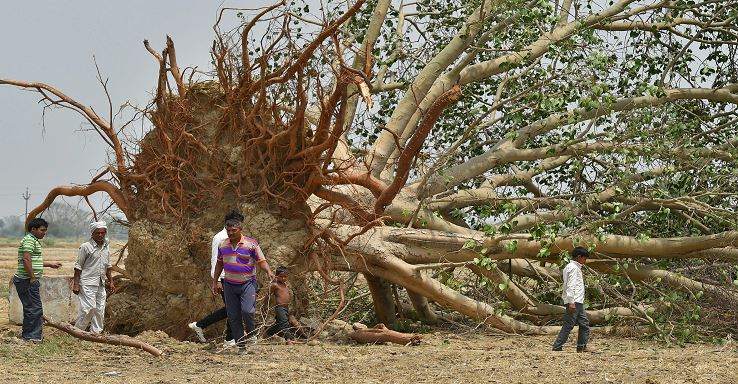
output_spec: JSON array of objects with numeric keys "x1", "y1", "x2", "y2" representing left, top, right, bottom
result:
[{"x1": 1, "y1": 243, "x2": 737, "y2": 384}]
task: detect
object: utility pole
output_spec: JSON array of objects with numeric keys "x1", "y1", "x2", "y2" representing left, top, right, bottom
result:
[{"x1": 22, "y1": 187, "x2": 30, "y2": 219}]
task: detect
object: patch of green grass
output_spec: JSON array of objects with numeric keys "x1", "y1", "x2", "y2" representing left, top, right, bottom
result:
[
  {"x1": 0, "y1": 343, "x2": 11, "y2": 358},
  {"x1": 394, "y1": 318, "x2": 433, "y2": 334},
  {"x1": 31, "y1": 340, "x2": 64, "y2": 356},
  {"x1": 23, "y1": 334, "x2": 79, "y2": 358}
]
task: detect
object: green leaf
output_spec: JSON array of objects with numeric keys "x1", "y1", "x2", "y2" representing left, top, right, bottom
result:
[
  {"x1": 462, "y1": 239, "x2": 477, "y2": 250},
  {"x1": 504, "y1": 240, "x2": 518, "y2": 254}
]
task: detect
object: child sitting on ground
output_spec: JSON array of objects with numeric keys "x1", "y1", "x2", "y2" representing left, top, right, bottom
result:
[{"x1": 266, "y1": 266, "x2": 297, "y2": 342}]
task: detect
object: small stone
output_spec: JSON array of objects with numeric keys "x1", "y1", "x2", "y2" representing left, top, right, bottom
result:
[{"x1": 307, "y1": 340, "x2": 320, "y2": 346}]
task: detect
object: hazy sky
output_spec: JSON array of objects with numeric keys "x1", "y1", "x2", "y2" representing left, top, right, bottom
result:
[{"x1": 0, "y1": 1, "x2": 280, "y2": 218}]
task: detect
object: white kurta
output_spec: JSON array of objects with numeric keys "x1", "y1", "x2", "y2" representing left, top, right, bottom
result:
[
  {"x1": 74, "y1": 239, "x2": 110, "y2": 333},
  {"x1": 76, "y1": 284, "x2": 107, "y2": 333}
]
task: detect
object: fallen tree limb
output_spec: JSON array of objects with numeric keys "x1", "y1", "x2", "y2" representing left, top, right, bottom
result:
[
  {"x1": 43, "y1": 315, "x2": 163, "y2": 357},
  {"x1": 588, "y1": 261, "x2": 738, "y2": 301},
  {"x1": 468, "y1": 264, "x2": 650, "y2": 324},
  {"x1": 348, "y1": 323, "x2": 422, "y2": 345}
]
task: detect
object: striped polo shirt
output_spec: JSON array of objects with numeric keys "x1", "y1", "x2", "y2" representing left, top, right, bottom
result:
[
  {"x1": 217, "y1": 236, "x2": 265, "y2": 284},
  {"x1": 16, "y1": 233, "x2": 44, "y2": 279}
]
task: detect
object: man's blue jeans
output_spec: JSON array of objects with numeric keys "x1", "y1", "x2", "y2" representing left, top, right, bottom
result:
[{"x1": 13, "y1": 276, "x2": 43, "y2": 340}]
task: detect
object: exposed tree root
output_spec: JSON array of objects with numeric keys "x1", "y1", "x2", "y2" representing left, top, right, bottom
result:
[
  {"x1": 43, "y1": 316, "x2": 162, "y2": 357},
  {"x1": 26, "y1": 182, "x2": 130, "y2": 227},
  {"x1": 349, "y1": 323, "x2": 421, "y2": 345}
]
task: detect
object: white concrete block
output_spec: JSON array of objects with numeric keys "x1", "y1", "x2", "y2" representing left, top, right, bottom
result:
[{"x1": 7, "y1": 276, "x2": 80, "y2": 325}]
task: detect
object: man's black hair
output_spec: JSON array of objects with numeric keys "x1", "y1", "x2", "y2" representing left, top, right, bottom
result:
[
  {"x1": 224, "y1": 218, "x2": 242, "y2": 228},
  {"x1": 275, "y1": 266, "x2": 289, "y2": 275},
  {"x1": 27, "y1": 217, "x2": 49, "y2": 231},
  {"x1": 224, "y1": 210, "x2": 244, "y2": 223},
  {"x1": 572, "y1": 246, "x2": 590, "y2": 259}
]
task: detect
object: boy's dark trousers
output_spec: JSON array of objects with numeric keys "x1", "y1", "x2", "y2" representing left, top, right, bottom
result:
[
  {"x1": 195, "y1": 279, "x2": 233, "y2": 341},
  {"x1": 13, "y1": 276, "x2": 43, "y2": 340},
  {"x1": 266, "y1": 306, "x2": 294, "y2": 339},
  {"x1": 552, "y1": 302, "x2": 590, "y2": 350}
]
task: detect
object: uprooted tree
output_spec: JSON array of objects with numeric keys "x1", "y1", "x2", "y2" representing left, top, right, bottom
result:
[{"x1": 3, "y1": 0, "x2": 738, "y2": 340}]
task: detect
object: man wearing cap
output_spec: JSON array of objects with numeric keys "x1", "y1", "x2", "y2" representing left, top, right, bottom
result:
[{"x1": 72, "y1": 221, "x2": 114, "y2": 333}]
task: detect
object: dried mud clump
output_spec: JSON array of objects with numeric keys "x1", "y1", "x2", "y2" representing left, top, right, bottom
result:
[{"x1": 107, "y1": 203, "x2": 310, "y2": 339}]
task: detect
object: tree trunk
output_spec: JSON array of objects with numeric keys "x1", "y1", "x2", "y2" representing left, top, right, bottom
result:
[
  {"x1": 365, "y1": 274, "x2": 397, "y2": 327},
  {"x1": 407, "y1": 289, "x2": 438, "y2": 324}
]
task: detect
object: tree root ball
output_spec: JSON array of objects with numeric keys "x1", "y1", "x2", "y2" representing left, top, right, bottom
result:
[{"x1": 106, "y1": 203, "x2": 310, "y2": 339}]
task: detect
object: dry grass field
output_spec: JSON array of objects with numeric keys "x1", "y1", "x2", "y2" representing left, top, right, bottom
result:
[{"x1": 1, "y1": 242, "x2": 737, "y2": 384}]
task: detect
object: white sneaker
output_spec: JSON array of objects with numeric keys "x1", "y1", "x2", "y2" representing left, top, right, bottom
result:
[
  {"x1": 188, "y1": 322, "x2": 206, "y2": 343},
  {"x1": 222, "y1": 339, "x2": 236, "y2": 348}
]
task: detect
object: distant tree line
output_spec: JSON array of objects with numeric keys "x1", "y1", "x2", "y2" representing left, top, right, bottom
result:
[{"x1": 0, "y1": 202, "x2": 128, "y2": 240}]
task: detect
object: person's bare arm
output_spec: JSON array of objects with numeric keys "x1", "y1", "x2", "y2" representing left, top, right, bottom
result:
[
  {"x1": 73, "y1": 246, "x2": 86, "y2": 293},
  {"x1": 22, "y1": 252, "x2": 35, "y2": 282},
  {"x1": 106, "y1": 267, "x2": 115, "y2": 291},
  {"x1": 257, "y1": 259, "x2": 274, "y2": 280},
  {"x1": 72, "y1": 269, "x2": 81, "y2": 294},
  {"x1": 211, "y1": 259, "x2": 224, "y2": 295},
  {"x1": 44, "y1": 261, "x2": 62, "y2": 268}
]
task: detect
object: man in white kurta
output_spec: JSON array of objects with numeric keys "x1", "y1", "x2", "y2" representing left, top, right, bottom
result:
[{"x1": 72, "y1": 221, "x2": 114, "y2": 333}]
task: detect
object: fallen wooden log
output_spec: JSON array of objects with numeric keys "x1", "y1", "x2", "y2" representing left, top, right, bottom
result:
[
  {"x1": 43, "y1": 315, "x2": 163, "y2": 357},
  {"x1": 348, "y1": 323, "x2": 422, "y2": 346}
]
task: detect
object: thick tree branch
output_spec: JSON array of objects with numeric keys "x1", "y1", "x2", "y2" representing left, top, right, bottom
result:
[
  {"x1": 374, "y1": 85, "x2": 461, "y2": 214},
  {"x1": 0, "y1": 78, "x2": 127, "y2": 173},
  {"x1": 44, "y1": 316, "x2": 162, "y2": 357},
  {"x1": 26, "y1": 182, "x2": 130, "y2": 227},
  {"x1": 367, "y1": 0, "x2": 498, "y2": 177},
  {"x1": 420, "y1": 85, "x2": 738, "y2": 198}
]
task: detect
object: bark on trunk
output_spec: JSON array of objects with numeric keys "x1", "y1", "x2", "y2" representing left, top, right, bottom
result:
[
  {"x1": 407, "y1": 289, "x2": 438, "y2": 324},
  {"x1": 365, "y1": 274, "x2": 397, "y2": 327}
]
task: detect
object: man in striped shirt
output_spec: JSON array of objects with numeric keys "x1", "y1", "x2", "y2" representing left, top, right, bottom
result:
[
  {"x1": 187, "y1": 210, "x2": 243, "y2": 346},
  {"x1": 13, "y1": 218, "x2": 62, "y2": 342},
  {"x1": 212, "y1": 217, "x2": 274, "y2": 348}
]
